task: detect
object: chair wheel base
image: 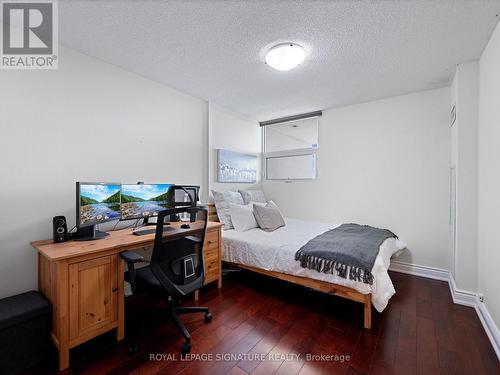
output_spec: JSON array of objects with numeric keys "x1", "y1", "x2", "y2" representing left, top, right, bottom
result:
[
  {"x1": 128, "y1": 343, "x2": 139, "y2": 355},
  {"x1": 204, "y1": 312, "x2": 213, "y2": 323},
  {"x1": 181, "y1": 342, "x2": 191, "y2": 355}
]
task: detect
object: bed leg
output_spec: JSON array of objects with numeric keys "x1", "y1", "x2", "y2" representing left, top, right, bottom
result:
[{"x1": 364, "y1": 295, "x2": 372, "y2": 329}]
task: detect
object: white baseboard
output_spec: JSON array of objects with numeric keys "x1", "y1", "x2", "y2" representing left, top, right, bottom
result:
[
  {"x1": 447, "y1": 272, "x2": 477, "y2": 307},
  {"x1": 475, "y1": 297, "x2": 500, "y2": 360},
  {"x1": 389, "y1": 260, "x2": 499, "y2": 360},
  {"x1": 389, "y1": 260, "x2": 449, "y2": 281}
]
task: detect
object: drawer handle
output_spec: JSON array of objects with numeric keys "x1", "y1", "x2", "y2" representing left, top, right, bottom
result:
[{"x1": 112, "y1": 287, "x2": 118, "y2": 293}]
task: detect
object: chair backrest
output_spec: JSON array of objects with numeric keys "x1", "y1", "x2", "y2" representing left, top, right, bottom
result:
[{"x1": 150, "y1": 207, "x2": 208, "y2": 296}]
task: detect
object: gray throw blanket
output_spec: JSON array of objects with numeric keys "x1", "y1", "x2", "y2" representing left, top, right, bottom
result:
[{"x1": 295, "y1": 223, "x2": 397, "y2": 285}]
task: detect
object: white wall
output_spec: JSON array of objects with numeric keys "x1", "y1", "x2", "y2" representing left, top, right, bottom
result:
[
  {"x1": 478, "y1": 19, "x2": 500, "y2": 329},
  {"x1": 449, "y1": 62, "x2": 479, "y2": 292},
  {"x1": 0, "y1": 47, "x2": 208, "y2": 298},
  {"x1": 208, "y1": 103, "x2": 260, "y2": 194},
  {"x1": 263, "y1": 88, "x2": 451, "y2": 269}
]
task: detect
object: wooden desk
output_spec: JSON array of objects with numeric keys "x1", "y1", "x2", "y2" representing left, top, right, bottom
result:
[{"x1": 31, "y1": 221, "x2": 222, "y2": 371}]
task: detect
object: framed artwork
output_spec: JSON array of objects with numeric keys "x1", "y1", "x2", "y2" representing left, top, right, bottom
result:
[{"x1": 217, "y1": 149, "x2": 257, "y2": 183}]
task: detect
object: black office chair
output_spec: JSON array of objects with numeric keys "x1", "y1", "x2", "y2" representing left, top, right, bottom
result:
[{"x1": 120, "y1": 207, "x2": 212, "y2": 354}]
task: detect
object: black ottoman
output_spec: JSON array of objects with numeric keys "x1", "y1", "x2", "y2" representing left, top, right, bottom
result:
[{"x1": 0, "y1": 291, "x2": 52, "y2": 374}]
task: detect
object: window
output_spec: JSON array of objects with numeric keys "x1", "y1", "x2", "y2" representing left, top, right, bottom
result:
[
  {"x1": 266, "y1": 153, "x2": 316, "y2": 180},
  {"x1": 262, "y1": 114, "x2": 320, "y2": 180}
]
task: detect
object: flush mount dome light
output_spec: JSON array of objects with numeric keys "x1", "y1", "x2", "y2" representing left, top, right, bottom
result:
[{"x1": 265, "y1": 43, "x2": 305, "y2": 71}]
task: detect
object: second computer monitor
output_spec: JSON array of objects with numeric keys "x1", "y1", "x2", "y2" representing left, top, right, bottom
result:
[{"x1": 121, "y1": 184, "x2": 173, "y2": 220}]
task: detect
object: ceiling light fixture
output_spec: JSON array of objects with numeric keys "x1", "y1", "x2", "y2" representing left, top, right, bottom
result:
[{"x1": 265, "y1": 43, "x2": 305, "y2": 71}]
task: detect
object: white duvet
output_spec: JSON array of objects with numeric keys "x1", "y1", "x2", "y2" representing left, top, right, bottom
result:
[{"x1": 221, "y1": 218, "x2": 406, "y2": 312}]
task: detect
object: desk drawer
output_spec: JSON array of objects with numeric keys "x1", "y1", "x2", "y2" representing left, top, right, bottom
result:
[
  {"x1": 204, "y1": 246, "x2": 218, "y2": 261},
  {"x1": 202, "y1": 225, "x2": 221, "y2": 286},
  {"x1": 204, "y1": 230, "x2": 219, "y2": 250},
  {"x1": 204, "y1": 257, "x2": 219, "y2": 284}
]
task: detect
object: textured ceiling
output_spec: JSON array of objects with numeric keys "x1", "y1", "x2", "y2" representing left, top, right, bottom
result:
[{"x1": 59, "y1": 1, "x2": 500, "y2": 121}]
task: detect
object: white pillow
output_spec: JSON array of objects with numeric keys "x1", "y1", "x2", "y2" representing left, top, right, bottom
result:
[
  {"x1": 211, "y1": 190, "x2": 244, "y2": 230},
  {"x1": 229, "y1": 203, "x2": 258, "y2": 232},
  {"x1": 239, "y1": 189, "x2": 267, "y2": 205}
]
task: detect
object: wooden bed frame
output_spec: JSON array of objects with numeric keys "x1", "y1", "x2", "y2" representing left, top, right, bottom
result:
[{"x1": 207, "y1": 203, "x2": 372, "y2": 329}]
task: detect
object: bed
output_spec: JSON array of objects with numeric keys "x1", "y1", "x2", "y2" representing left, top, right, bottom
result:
[{"x1": 207, "y1": 204, "x2": 405, "y2": 329}]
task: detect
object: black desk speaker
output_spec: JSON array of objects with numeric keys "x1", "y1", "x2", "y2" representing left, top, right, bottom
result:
[{"x1": 53, "y1": 216, "x2": 68, "y2": 243}]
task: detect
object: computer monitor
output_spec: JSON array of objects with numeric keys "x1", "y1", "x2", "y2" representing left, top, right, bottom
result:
[
  {"x1": 76, "y1": 182, "x2": 121, "y2": 240},
  {"x1": 167, "y1": 185, "x2": 199, "y2": 207},
  {"x1": 121, "y1": 183, "x2": 173, "y2": 221},
  {"x1": 166, "y1": 185, "x2": 199, "y2": 223}
]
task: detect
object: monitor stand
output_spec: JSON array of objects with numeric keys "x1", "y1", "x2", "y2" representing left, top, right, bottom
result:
[
  {"x1": 74, "y1": 225, "x2": 109, "y2": 241},
  {"x1": 134, "y1": 217, "x2": 170, "y2": 231},
  {"x1": 142, "y1": 217, "x2": 156, "y2": 226}
]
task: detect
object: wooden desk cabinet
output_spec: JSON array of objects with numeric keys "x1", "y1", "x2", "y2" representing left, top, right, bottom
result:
[
  {"x1": 194, "y1": 224, "x2": 222, "y2": 301},
  {"x1": 32, "y1": 221, "x2": 222, "y2": 371}
]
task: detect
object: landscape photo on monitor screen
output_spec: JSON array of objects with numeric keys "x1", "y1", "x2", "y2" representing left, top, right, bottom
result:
[
  {"x1": 121, "y1": 184, "x2": 172, "y2": 220},
  {"x1": 79, "y1": 184, "x2": 121, "y2": 225}
]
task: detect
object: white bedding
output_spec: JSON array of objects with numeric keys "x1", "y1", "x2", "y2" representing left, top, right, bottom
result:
[{"x1": 221, "y1": 218, "x2": 406, "y2": 312}]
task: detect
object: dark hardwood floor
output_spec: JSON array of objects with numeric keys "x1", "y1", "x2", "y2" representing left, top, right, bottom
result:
[{"x1": 26, "y1": 270, "x2": 499, "y2": 375}]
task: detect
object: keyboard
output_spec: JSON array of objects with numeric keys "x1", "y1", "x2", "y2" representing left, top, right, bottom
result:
[{"x1": 133, "y1": 226, "x2": 175, "y2": 236}]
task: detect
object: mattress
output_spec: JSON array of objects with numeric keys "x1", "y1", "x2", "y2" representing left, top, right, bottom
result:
[{"x1": 221, "y1": 218, "x2": 406, "y2": 312}]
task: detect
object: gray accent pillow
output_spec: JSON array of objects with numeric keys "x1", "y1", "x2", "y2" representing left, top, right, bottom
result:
[
  {"x1": 211, "y1": 190, "x2": 244, "y2": 230},
  {"x1": 239, "y1": 189, "x2": 267, "y2": 205},
  {"x1": 253, "y1": 201, "x2": 286, "y2": 232}
]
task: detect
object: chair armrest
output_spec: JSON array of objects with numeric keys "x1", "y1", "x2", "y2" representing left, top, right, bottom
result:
[
  {"x1": 185, "y1": 236, "x2": 203, "y2": 244},
  {"x1": 120, "y1": 251, "x2": 144, "y2": 295},
  {"x1": 120, "y1": 251, "x2": 144, "y2": 264}
]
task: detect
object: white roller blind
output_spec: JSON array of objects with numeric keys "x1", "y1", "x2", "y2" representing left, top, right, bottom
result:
[{"x1": 265, "y1": 117, "x2": 319, "y2": 153}]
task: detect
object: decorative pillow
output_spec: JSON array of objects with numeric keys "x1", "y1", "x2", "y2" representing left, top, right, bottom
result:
[
  {"x1": 253, "y1": 201, "x2": 286, "y2": 232},
  {"x1": 239, "y1": 189, "x2": 267, "y2": 205},
  {"x1": 229, "y1": 203, "x2": 258, "y2": 232},
  {"x1": 211, "y1": 190, "x2": 244, "y2": 230}
]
